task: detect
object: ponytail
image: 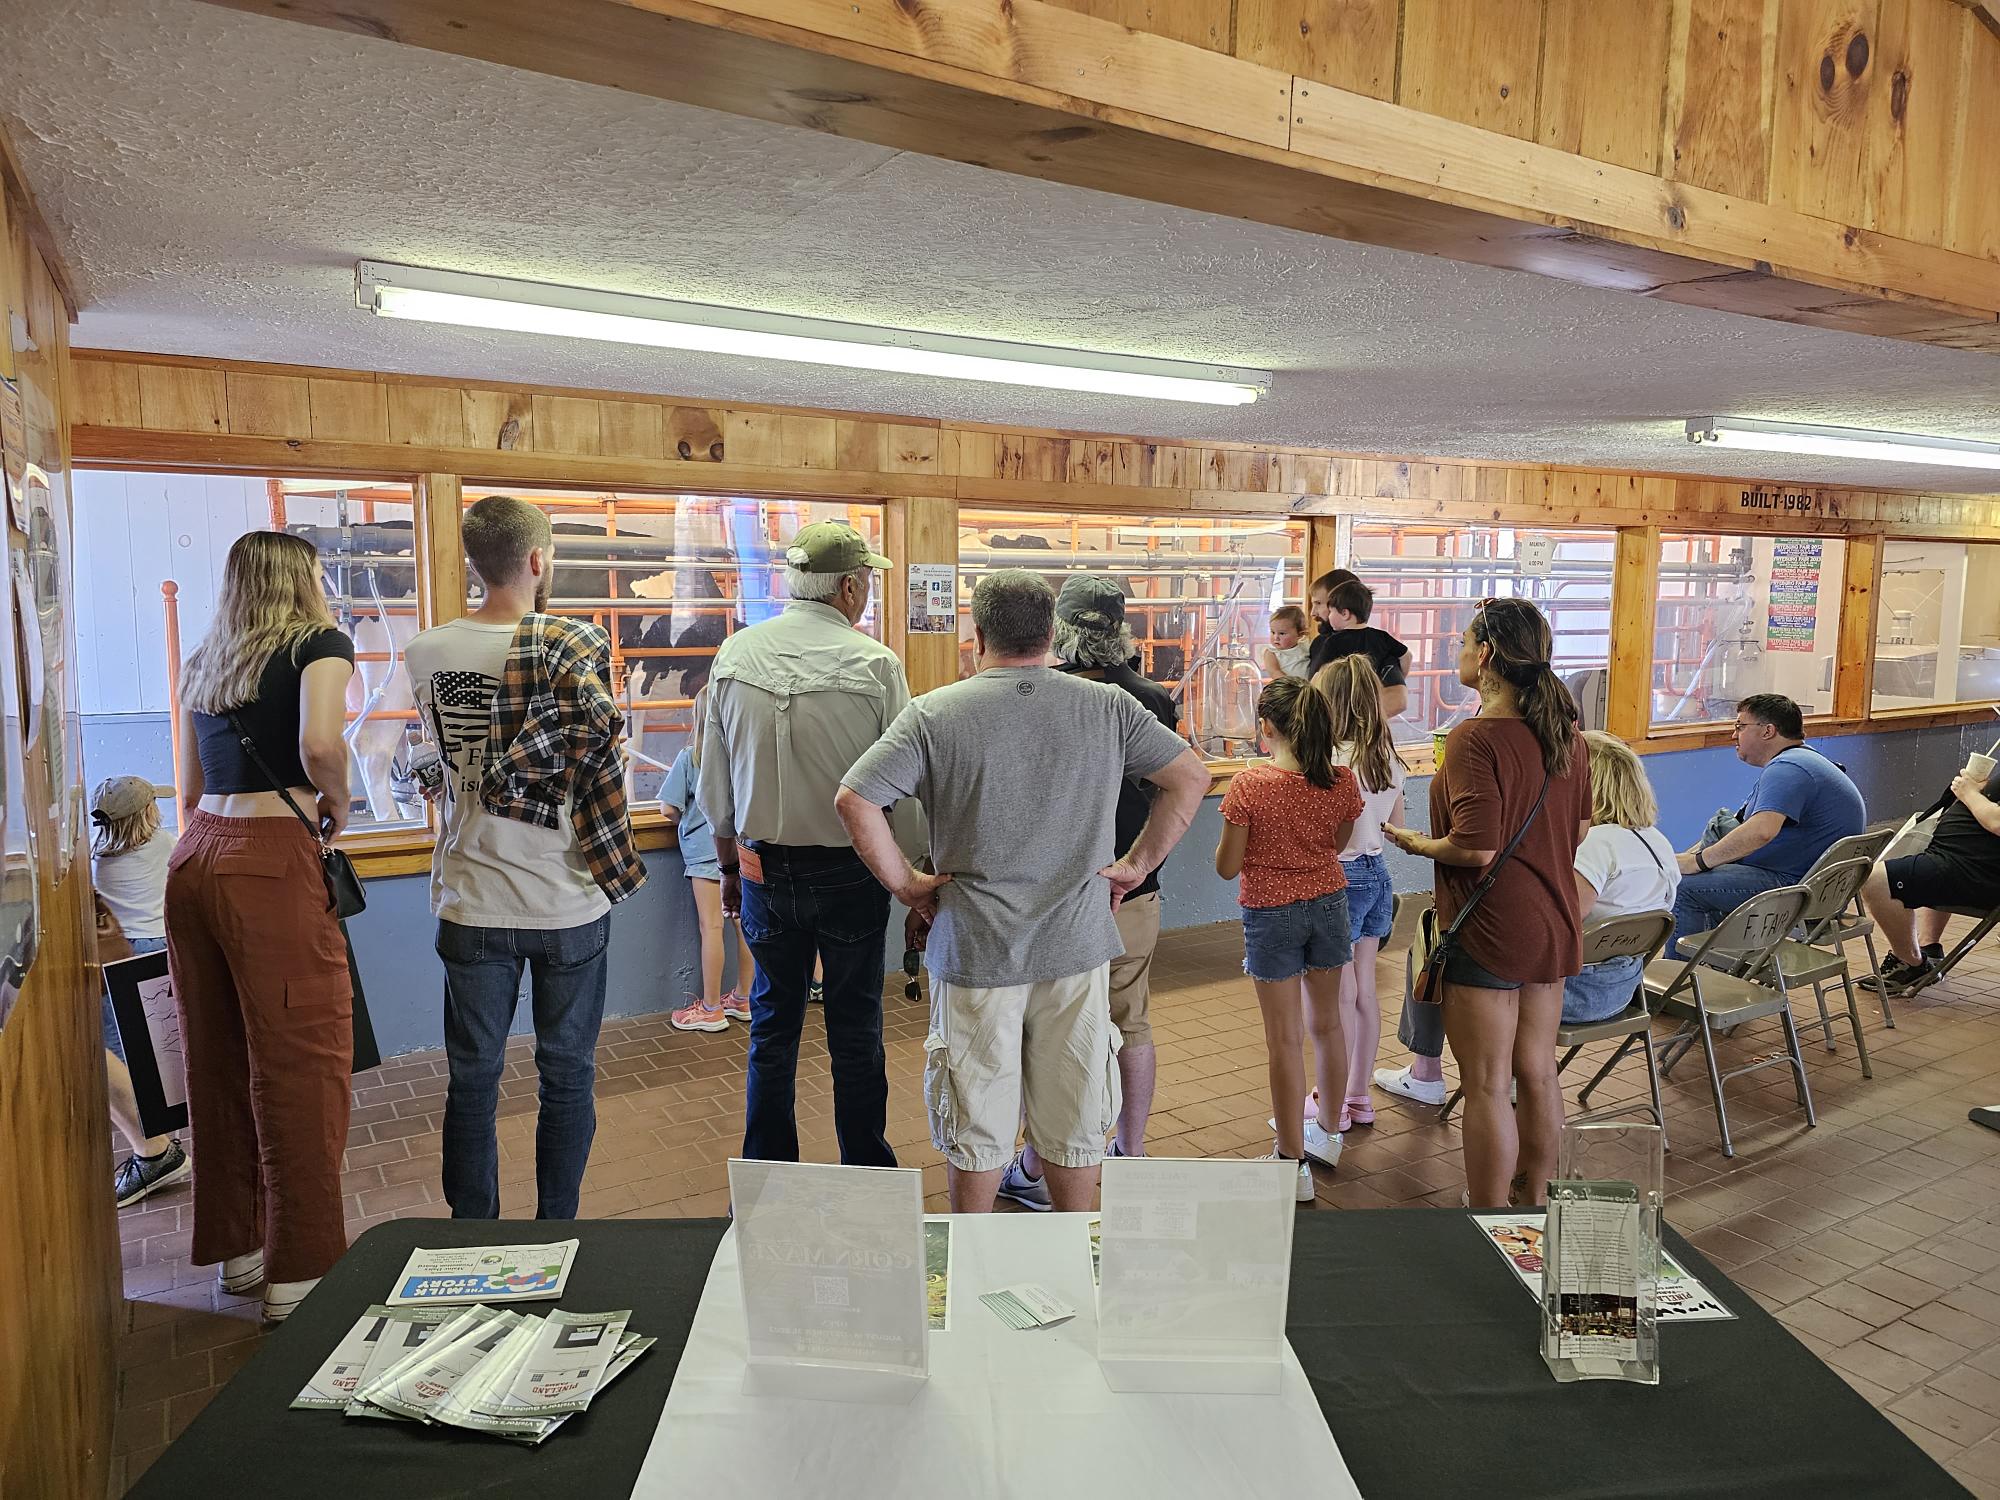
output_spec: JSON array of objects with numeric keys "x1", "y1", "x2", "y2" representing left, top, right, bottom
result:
[
  {"x1": 1313, "y1": 655, "x2": 1395, "y2": 794},
  {"x1": 1258, "y1": 676, "x2": 1336, "y2": 790},
  {"x1": 1469, "y1": 598, "x2": 1576, "y2": 780}
]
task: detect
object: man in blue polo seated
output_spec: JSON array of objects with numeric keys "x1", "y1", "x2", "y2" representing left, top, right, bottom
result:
[{"x1": 1670, "y1": 693, "x2": 1864, "y2": 956}]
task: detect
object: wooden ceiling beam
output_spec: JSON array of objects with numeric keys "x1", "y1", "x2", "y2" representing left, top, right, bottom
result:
[{"x1": 191, "y1": 0, "x2": 2000, "y2": 350}]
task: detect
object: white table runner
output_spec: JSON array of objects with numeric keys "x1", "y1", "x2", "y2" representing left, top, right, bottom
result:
[{"x1": 631, "y1": 1210, "x2": 1361, "y2": 1499}]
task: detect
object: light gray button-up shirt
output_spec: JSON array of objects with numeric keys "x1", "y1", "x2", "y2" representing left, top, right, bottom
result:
[{"x1": 698, "y1": 600, "x2": 921, "y2": 852}]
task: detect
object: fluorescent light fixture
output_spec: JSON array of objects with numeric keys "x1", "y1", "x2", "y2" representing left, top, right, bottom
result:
[
  {"x1": 358, "y1": 261, "x2": 1271, "y2": 406},
  {"x1": 1685, "y1": 416, "x2": 2000, "y2": 472}
]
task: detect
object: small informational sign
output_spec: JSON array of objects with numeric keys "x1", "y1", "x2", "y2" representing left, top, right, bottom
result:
[
  {"x1": 385, "y1": 1240, "x2": 579, "y2": 1306},
  {"x1": 1517, "y1": 534, "x2": 1556, "y2": 577},
  {"x1": 1767, "y1": 538, "x2": 1824, "y2": 652},
  {"x1": 906, "y1": 563, "x2": 957, "y2": 634}
]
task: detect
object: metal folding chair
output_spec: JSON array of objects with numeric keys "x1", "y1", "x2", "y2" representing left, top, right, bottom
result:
[
  {"x1": 1772, "y1": 857, "x2": 1875, "y2": 1080},
  {"x1": 1645, "y1": 883, "x2": 1814, "y2": 1159},
  {"x1": 1438, "y1": 911, "x2": 1675, "y2": 1144},
  {"x1": 1800, "y1": 827, "x2": 1897, "y2": 1026},
  {"x1": 1910, "y1": 902, "x2": 2000, "y2": 990}
]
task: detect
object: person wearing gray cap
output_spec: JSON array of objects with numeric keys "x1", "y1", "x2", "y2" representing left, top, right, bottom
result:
[
  {"x1": 837, "y1": 568, "x2": 1212, "y2": 1213},
  {"x1": 699, "y1": 521, "x2": 923, "y2": 1167},
  {"x1": 996, "y1": 575, "x2": 1180, "y2": 1209}
]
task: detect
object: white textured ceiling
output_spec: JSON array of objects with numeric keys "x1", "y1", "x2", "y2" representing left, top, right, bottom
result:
[{"x1": 4, "y1": 0, "x2": 1999, "y2": 493}]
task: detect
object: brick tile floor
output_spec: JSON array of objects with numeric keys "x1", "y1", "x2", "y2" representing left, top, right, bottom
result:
[{"x1": 108, "y1": 915, "x2": 2000, "y2": 1496}]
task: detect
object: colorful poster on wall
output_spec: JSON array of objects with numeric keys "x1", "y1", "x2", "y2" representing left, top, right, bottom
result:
[
  {"x1": 1767, "y1": 538, "x2": 1824, "y2": 653},
  {"x1": 907, "y1": 563, "x2": 957, "y2": 633}
]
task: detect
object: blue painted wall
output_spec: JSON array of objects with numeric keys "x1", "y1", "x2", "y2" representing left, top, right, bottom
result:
[{"x1": 132, "y1": 715, "x2": 1980, "y2": 1059}]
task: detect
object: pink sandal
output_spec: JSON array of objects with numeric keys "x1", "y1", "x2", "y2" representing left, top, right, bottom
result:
[{"x1": 1343, "y1": 1094, "x2": 1376, "y2": 1130}]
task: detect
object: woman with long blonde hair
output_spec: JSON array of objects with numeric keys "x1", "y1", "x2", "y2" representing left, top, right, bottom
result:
[
  {"x1": 167, "y1": 529, "x2": 357, "y2": 1323},
  {"x1": 1564, "y1": 731, "x2": 1680, "y2": 1023},
  {"x1": 1312, "y1": 656, "x2": 1406, "y2": 1132}
]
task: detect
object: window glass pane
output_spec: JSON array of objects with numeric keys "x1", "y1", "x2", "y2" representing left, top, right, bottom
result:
[
  {"x1": 1653, "y1": 533, "x2": 1844, "y2": 727},
  {"x1": 460, "y1": 489, "x2": 884, "y2": 801},
  {"x1": 956, "y1": 510, "x2": 1307, "y2": 757},
  {"x1": 71, "y1": 470, "x2": 425, "y2": 833},
  {"x1": 1346, "y1": 524, "x2": 1616, "y2": 741},
  {"x1": 1874, "y1": 540, "x2": 2000, "y2": 710}
]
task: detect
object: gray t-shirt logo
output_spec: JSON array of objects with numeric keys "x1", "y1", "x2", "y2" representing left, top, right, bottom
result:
[{"x1": 1016, "y1": 680, "x2": 1034, "y2": 697}]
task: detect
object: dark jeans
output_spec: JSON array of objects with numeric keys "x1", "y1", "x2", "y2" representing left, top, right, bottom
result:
[
  {"x1": 739, "y1": 843, "x2": 896, "y2": 1166},
  {"x1": 437, "y1": 914, "x2": 611, "y2": 1219}
]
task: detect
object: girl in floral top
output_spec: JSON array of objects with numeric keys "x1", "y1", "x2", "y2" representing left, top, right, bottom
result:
[{"x1": 1216, "y1": 677, "x2": 1363, "y2": 1199}]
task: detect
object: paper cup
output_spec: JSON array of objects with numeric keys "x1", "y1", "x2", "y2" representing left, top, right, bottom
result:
[
  {"x1": 1431, "y1": 729, "x2": 1449, "y2": 769},
  {"x1": 1965, "y1": 751, "x2": 1996, "y2": 782}
]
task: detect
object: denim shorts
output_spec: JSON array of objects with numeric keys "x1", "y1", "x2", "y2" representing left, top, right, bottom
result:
[
  {"x1": 1341, "y1": 853, "x2": 1394, "y2": 942},
  {"x1": 1242, "y1": 890, "x2": 1352, "y2": 983},
  {"x1": 1441, "y1": 944, "x2": 1522, "y2": 991}
]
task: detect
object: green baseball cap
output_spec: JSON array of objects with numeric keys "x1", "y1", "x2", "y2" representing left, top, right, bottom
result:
[{"x1": 784, "y1": 521, "x2": 892, "y2": 574}]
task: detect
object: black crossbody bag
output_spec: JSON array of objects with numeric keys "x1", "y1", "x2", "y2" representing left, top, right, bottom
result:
[
  {"x1": 226, "y1": 713, "x2": 367, "y2": 918},
  {"x1": 1410, "y1": 770, "x2": 1552, "y2": 1008}
]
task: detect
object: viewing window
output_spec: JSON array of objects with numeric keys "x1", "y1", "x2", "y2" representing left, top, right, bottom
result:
[
  {"x1": 461, "y1": 488, "x2": 884, "y2": 801},
  {"x1": 1346, "y1": 524, "x2": 1616, "y2": 741},
  {"x1": 1873, "y1": 540, "x2": 2000, "y2": 711},
  {"x1": 1652, "y1": 533, "x2": 1845, "y2": 728},
  {"x1": 955, "y1": 509, "x2": 1307, "y2": 758},
  {"x1": 73, "y1": 471, "x2": 424, "y2": 832}
]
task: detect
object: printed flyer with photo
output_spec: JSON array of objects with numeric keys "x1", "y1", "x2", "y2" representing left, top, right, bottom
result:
[
  {"x1": 1474, "y1": 1213, "x2": 1734, "y2": 1322},
  {"x1": 385, "y1": 1240, "x2": 580, "y2": 1307}
]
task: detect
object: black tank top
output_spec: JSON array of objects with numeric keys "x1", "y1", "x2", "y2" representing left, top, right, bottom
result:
[{"x1": 192, "y1": 628, "x2": 355, "y2": 793}]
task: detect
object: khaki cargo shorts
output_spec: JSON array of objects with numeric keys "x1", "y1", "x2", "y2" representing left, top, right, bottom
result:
[
  {"x1": 924, "y1": 963, "x2": 1121, "y2": 1172},
  {"x1": 1108, "y1": 891, "x2": 1162, "y2": 1047}
]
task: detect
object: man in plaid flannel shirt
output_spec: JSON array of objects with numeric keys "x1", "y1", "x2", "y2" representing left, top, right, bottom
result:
[{"x1": 406, "y1": 495, "x2": 639, "y2": 1223}]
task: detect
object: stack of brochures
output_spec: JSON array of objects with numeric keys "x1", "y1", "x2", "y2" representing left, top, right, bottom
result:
[{"x1": 289, "y1": 1241, "x2": 654, "y2": 1443}]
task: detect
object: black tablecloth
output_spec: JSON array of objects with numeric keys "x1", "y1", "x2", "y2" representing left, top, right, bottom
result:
[{"x1": 129, "y1": 1212, "x2": 1964, "y2": 1500}]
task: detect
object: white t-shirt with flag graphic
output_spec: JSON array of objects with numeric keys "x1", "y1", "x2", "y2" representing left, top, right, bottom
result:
[{"x1": 406, "y1": 618, "x2": 610, "y2": 930}]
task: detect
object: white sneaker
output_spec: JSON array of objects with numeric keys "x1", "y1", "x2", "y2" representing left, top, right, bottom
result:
[
  {"x1": 262, "y1": 1276, "x2": 319, "y2": 1324},
  {"x1": 219, "y1": 1250, "x2": 264, "y2": 1295},
  {"x1": 1375, "y1": 1065, "x2": 1447, "y2": 1106},
  {"x1": 1302, "y1": 1118, "x2": 1343, "y2": 1171},
  {"x1": 1268, "y1": 1151, "x2": 1315, "y2": 1202},
  {"x1": 995, "y1": 1152, "x2": 1053, "y2": 1212}
]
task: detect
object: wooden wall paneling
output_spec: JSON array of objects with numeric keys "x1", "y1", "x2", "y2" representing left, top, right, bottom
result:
[
  {"x1": 1770, "y1": 0, "x2": 1885, "y2": 225},
  {"x1": 223, "y1": 369, "x2": 311, "y2": 438},
  {"x1": 417, "y1": 472, "x2": 467, "y2": 623},
  {"x1": 0, "y1": 181, "x2": 117, "y2": 1500},
  {"x1": 1607, "y1": 525, "x2": 1662, "y2": 739},
  {"x1": 136, "y1": 362, "x2": 225, "y2": 433},
  {"x1": 461, "y1": 388, "x2": 534, "y2": 452},
  {"x1": 70, "y1": 356, "x2": 140, "y2": 429},
  {"x1": 1307, "y1": 514, "x2": 1341, "y2": 591},
  {"x1": 1834, "y1": 530, "x2": 1883, "y2": 717},
  {"x1": 1870, "y1": 0, "x2": 1971, "y2": 245},
  {"x1": 665, "y1": 405, "x2": 726, "y2": 462},
  {"x1": 387, "y1": 385, "x2": 461, "y2": 447},
  {"x1": 881, "y1": 423, "x2": 941, "y2": 474},
  {"x1": 779, "y1": 415, "x2": 838, "y2": 469},
  {"x1": 1539, "y1": 0, "x2": 1672, "y2": 172},
  {"x1": 1398, "y1": 0, "x2": 1548, "y2": 140},
  {"x1": 883, "y1": 494, "x2": 961, "y2": 695},
  {"x1": 308, "y1": 377, "x2": 390, "y2": 444},
  {"x1": 1664, "y1": 0, "x2": 1780, "y2": 197},
  {"x1": 1234, "y1": 0, "x2": 1399, "y2": 99},
  {"x1": 532, "y1": 394, "x2": 603, "y2": 456},
  {"x1": 1945, "y1": 21, "x2": 2000, "y2": 259},
  {"x1": 1044, "y1": 0, "x2": 1232, "y2": 51},
  {"x1": 598, "y1": 399, "x2": 664, "y2": 460}
]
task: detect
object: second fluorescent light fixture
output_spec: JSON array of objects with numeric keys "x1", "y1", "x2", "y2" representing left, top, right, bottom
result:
[
  {"x1": 1685, "y1": 416, "x2": 2000, "y2": 473},
  {"x1": 358, "y1": 262, "x2": 1271, "y2": 406}
]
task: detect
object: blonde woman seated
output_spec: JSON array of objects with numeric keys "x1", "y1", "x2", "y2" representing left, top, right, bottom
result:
[{"x1": 1565, "y1": 731, "x2": 1681, "y2": 1024}]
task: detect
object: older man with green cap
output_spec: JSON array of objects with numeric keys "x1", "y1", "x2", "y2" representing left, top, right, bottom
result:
[{"x1": 699, "y1": 520, "x2": 921, "y2": 1167}]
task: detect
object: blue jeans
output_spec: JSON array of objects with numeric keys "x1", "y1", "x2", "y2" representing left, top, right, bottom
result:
[
  {"x1": 437, "y1": 914, "x2": 611, "y2": 1219},
  {"x1": 739, "y1": 844, "x2": 895, "y2": 1167},
  {"x1": 1341, "y1": 854, "x2": 1395, "y2": 941},
  {"x1": 1241, "y1": 890, "x2": 1352, "y2": 982},
  {"x1": 1670, "y1": 864, "x2": 1790, "y2": 958},
  {"x1": 1563, "y1": 954, "x2": 1644, "y2": 1023}
]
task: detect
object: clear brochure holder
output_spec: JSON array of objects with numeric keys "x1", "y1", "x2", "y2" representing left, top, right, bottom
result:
[
  {"x1": 728, "y1": 1159, "x2": 930, "y2": 1404},
  {"x1": 1541, "y1": 1120, "x2": 1664, "y2": 1386},
  {"x1": 1096, "y1": 1156, "x2": 1297, "y2": 1394}
]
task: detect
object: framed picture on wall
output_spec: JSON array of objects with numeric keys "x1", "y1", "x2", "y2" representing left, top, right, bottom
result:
[{"x1": 104, "y1": 949, "x2": 186, "y2": 1140}]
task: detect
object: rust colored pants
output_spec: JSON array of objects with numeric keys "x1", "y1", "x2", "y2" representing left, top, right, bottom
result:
[{"x1": 166, "y1": 812, "x2": 353, "y2": 1282}]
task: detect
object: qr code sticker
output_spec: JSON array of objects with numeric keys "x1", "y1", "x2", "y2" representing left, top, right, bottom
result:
[{"x1": 812, "y1": 1275, "x2": 850, "y2": 1308}]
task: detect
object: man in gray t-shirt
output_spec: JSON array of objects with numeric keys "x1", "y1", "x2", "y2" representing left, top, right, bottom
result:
[{"x1": 837, "y1": 570, "x2": 1210, "y2": 1213}]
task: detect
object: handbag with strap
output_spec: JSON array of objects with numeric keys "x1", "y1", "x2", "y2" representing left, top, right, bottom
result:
[
  {"x1": 1409, "y1": 769, "x2": 1553, "y2": 1008},
  {"x1": 226, "y1": 712, "x2": 366, "y2": 918}
]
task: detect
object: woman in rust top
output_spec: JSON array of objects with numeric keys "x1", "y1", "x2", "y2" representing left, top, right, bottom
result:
[{"x1": 1385, "y1": 599, "x2": 1591, "y2": 1208}]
